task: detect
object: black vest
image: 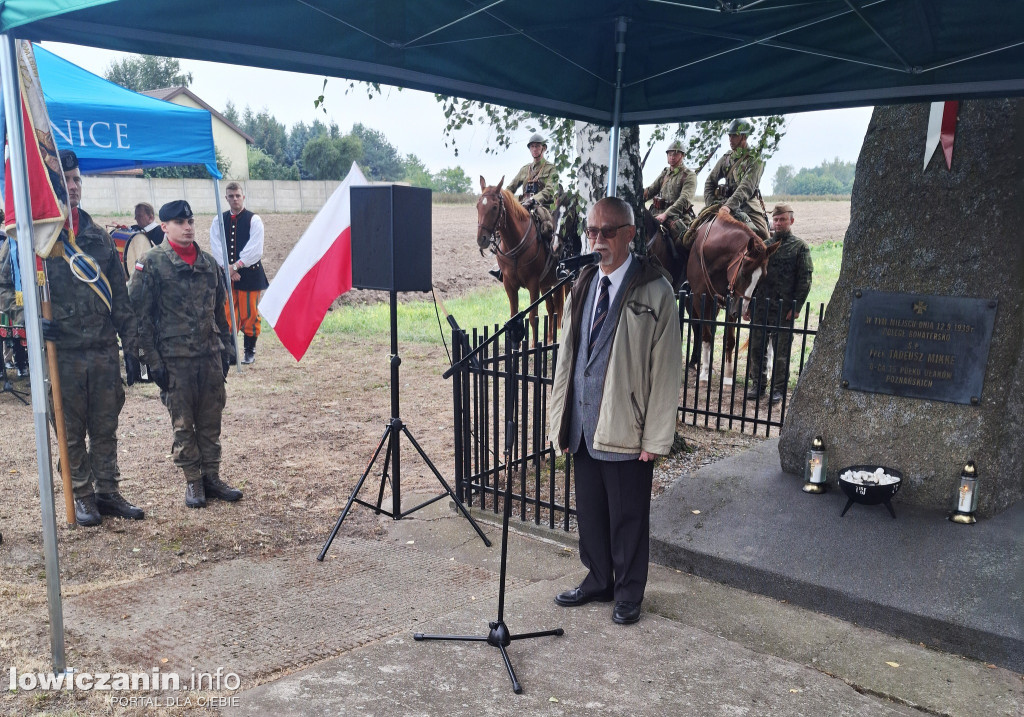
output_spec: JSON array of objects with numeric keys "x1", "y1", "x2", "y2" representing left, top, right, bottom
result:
[{"x1": 222, "y1": 209, "x2": 269, "y2": 291}]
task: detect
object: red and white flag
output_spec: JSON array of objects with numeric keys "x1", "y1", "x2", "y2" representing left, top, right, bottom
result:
[
  {"x1": 259, "y1": 163, "x2": 368, "y2": 360},
  {"x1": 924, "y1": 100, "x2": 959, "y2": 171}
]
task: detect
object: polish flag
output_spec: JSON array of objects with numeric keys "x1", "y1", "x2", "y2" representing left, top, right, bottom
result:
[
  {"x1": 259, "y1": 163, "x2": 368, "y2": 360},
  {"x1": 924, "y1": 100, "x2": 959, "y2": 171}
]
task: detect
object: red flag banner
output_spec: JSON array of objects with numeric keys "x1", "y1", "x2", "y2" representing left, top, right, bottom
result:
[
  {"x1": 258, "y1": 163, "x2": 368, "y2": 360},
  {"x1": 924, "y1": 100, "x2": 959, "y2": 171},
  {"x1": 3, "y1": 40, "x2": 67, "y2": 256}
]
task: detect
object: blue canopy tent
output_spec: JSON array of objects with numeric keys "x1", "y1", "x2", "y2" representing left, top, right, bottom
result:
[{"x1": 2, "y1": 44, "x2": 219, "y2": 178}]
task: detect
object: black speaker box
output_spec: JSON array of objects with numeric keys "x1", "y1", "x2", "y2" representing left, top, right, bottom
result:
[{"x1": 350, "y1": 185, "x2": 432, "y2": 292}]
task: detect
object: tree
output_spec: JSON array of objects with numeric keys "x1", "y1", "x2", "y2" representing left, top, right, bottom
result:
[
  {"x1": 781, "y1": 157, "x2": 856, "y2": 195},
  {"x1": 239, "y1": 107, "x2": 289, "y2": 166},
  {"x1": 104, "y1": 55, "x2": 192, "y2": 91},
  {"x1": 301, "y1": 134, "x2": 362, "y2": 180},
  {"x1": 432, "y1": 166, "x2": 472, "y2": 194},
  {"x1": 401, "y1": 154, "x2": 434, "y2": 189},
  {"x1": 773, "y1": 165, "x2": 795, "y2": 194},
  {"x1": 247, "y1": 147, "x2": 300, "y2": 180},
  {"x1": 352, "y1": 123, "x2": 404, "y2": 181},
  {"x1": 223, "y1": 101, "x2": 240, "y2": 126}
]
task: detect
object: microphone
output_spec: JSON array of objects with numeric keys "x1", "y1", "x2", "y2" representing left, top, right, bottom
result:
[{"x1": 557, "y1": 252, "x2": 601, "y2": 276}]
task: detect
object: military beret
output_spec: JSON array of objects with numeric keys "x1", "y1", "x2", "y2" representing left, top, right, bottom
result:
[
  {"x1": 772, "y1": 202, "x2": 794, "y2": 216},
  {"x1": 59, "y1": 149, "x2": 78, "y2": 172},
  {"x1": 159, "y1": 200, "x2": 194, "y2": 221}
]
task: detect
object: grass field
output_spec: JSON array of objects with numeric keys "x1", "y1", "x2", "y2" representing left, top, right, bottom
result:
[{"x1": 320, "y1": 240, "x2": 845, "y2": 347}]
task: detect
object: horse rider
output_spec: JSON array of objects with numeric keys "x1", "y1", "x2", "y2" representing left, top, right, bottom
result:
[
  {"x1": 489, "y1": 133, "x2": 559, "y2": 281},
  {"x1": 643, "y1": 139, "x2": 697, "y2": 249},
  {"x1": 703, "y1": 118, "x2": 770, "y2": 242}
]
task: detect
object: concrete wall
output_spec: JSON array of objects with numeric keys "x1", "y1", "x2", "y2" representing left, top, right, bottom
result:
[
  {"x1": 165, "y1": 94, "x2": 250, "y2": 180},
  {"x1": 80, "y1": 176, "x2": 342, "y2": 215}
]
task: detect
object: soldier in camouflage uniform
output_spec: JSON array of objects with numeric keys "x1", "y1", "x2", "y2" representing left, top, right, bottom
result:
[
  {"x1": 130, "y1": 200, "x2": 242, "y2": 509},
  {"x1": 490, "y1": 133, "x2": 560, "y2": 281},
  {"x1": 703, "y1": 119, "x2": 770, "y2": 241},
  {"x1": 43, "y1": 150, "x2": 144, "y2": 526},
  {"x1": 0, "y1": 214, "x2": 29, "y2": 377},
  {"x1": 643, "y1": 140, "x2": 697, "y2": 247},
  {"x1": 744, "y1": 203, "x2": 813, "y2": 404}
]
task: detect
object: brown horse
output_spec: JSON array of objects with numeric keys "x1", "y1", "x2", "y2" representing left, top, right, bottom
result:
[
  {"x1": 687, "y1": 208, "x2": 780, "y2": 386},
  {"x1": 477, "y1": 176, "x2": 563, "y2": 344}
]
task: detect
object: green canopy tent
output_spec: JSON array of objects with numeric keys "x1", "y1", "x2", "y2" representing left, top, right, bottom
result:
[{"x1": 1, "y1": 0, "x2": 1022, "y2": 674}]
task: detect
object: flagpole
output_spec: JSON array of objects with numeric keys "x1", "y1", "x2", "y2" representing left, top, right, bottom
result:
[
  {"x1": 0, "y1": 33, "x2": 67, "y2": 674},
  {"x1": 213, "y1": 178, "x2": 241, "y2": 374}
]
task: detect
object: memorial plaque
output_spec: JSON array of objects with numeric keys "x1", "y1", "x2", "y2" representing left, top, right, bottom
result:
[{"x1": 842, "y1": 290, "x2": 997, "y2": 405}]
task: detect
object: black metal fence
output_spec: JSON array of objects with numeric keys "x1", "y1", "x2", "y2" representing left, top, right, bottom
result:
[{"x1": 451, "y1": 294, "x2": 822, "y2": 531}]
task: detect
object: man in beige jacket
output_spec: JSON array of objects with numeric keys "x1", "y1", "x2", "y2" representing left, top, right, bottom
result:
[{"x1": 548, "y1": 197, "x2": 682, "y2": 625}]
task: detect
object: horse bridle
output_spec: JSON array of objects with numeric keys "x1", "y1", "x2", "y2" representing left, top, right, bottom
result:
[
  {"x1": 479, "y1": 189, "x2": 539, "y2": 263},
  {"x1": 696, "y1": 215, "x2": 753, "y2": 307}
]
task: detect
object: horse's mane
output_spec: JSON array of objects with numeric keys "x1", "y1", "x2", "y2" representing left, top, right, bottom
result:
[
  {"x1": 715, "y1": 206, "x2": 769, "y2": 256},
  {"x1": 501, "y1": 189, "x2": 531, "y2": 223}
]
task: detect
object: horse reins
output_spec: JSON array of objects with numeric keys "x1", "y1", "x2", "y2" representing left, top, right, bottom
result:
[
  {"x1": 480, "y1": 190, "x2": 553, "y2": 276},
  {"x1": 696, "y1": 214, "x2": 750, "y2": 306}
]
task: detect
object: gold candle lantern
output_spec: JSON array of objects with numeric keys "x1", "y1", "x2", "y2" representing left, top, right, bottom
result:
[
  {"x1": 803, "y1": 436, "x2": 827, "y2": 494},
  {"x1": 950, "y1": 461, "x2": 979, "y2": 524}
]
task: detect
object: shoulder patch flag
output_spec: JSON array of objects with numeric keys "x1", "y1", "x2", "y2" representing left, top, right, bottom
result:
[{"x1": 135, "y1": 262, "x2": 145, "y2": 272}]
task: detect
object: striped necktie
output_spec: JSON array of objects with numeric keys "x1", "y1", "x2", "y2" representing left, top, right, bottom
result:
[{"x1": 589, "y1": 276, "x2": 611, "y2": 355}]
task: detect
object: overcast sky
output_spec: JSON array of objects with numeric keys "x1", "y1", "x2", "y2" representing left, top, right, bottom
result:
[{"x1": 43, "y1": 41, "x2": 873, "y2": 194}]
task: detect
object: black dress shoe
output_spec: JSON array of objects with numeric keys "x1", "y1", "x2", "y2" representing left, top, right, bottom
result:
[
  {"x1": 74, "y1": 495, "x2": 102, "y2": 527},
  {"x1": 554, "y1": 586, "x2": 614, "y2": 607},
  {"x1": 95, "y1": 492, "x2": 145, "y2": 520},
  {"x1": 185, "y1": 480, "x2": 207, "y2": 509},
  {"x1": 488, "y1": 268, "x2": 503, "y2": 281},
  {"x1": 744, "y1": 386, "x2": 765, "y2": 401},
  {"x1": 612, "y1": 601, "x2": 642, "y2": 625},
  {"x1": 770, "y1": 390, "x2": 784, "y2": 404},
  {"x1": 202, "y1": 475, "x2": 243, "y2": 502}
]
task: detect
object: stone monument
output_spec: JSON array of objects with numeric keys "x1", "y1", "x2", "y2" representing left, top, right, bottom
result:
[{"x1": 778, "y1": 99, "x2": 1024, "y2": 517}]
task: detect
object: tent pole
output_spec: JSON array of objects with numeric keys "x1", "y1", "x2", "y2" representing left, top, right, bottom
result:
[
  {"x1": 212, "y1": 178, "x2": 242, "y2": 374},
  {"x1": 606, "y1": 17, "x2": 627, "y2": 199},
  {"x1": 0, "y1": 33, "x2": 67, "y2": 674}
]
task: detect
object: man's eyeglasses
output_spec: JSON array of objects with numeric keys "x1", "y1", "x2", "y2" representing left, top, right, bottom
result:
[{"x1": 585, "y1": 224, "x2": 630, "y2": 239}]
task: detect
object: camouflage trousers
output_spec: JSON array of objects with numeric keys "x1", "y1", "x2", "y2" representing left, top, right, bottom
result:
[
  {"x1": 162, "y1": 355, "x2": 226, "y2": 483},
  {"x1": 747, "y1": 307, "x2": 794, "y2": 394},
  {"x1": 55, "y1": 344, "x2": 125, "y2": 497}
]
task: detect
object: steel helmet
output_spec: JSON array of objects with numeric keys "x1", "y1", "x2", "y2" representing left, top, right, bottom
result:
[
  {"x1": 727, "y1": 118, "x2": 753, "y2": 136},
  {"x1": 527, "y1": 133, "x2": 547, "y2": 147},
  {"x1": 666, "y1": 139, "x2": 685, "y2": 153}
]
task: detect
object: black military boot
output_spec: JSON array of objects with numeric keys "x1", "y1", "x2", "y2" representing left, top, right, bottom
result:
[
  {"x1": 203, "y1": 475, "x2": 243, "y2": 502},
  {"x1": 242, "y1": 335, "x2": 256, "y2": 365},
  {"x1": 95, "y1": 491, "x2": 145, "y2": 520},
  {"x1": 488, "y1": 266, "x2": 503, "y2": 281},
  {"x1": 185, "y1": 480, "x2": 207, "y2": 509},
  {"x1": 74, "y1": 494, "x2": 102, "y2": 527}
]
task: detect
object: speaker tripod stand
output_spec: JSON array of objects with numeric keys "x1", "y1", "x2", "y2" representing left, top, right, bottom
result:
[
  {"x1": 415, "y1": 268, "x2": 579, "y2": 693},
  {"x1": 317, "y1": 288, "x2": 490, "y2": 562}
]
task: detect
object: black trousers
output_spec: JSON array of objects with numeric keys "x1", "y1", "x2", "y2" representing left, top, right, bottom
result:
[{"x1": 573, "y1": 442, "x2": 654, "y2": 604}]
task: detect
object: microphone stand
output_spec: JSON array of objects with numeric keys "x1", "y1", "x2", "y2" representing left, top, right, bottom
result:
[{"x1": 416, "y1": 262, "x2": 583, "y2": 694}]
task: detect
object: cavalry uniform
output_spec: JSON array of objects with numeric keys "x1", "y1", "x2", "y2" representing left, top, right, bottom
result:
[
  {"x1": 47, "y1": 207, "x2": 138, "y2": 502},
  {"x1": 746, "y1": 227, "x2": 813, "y2": 401},
  {"x1": 210, "y1": 208, "x2": 269, "y2": 363},
  {"x1": 507, "y1": 158, "x2": 558, "y2": 210},
  {"x1": 644, "y1": 164, "x2": 697, "y2": 246},
  {"x1": 703, "y1": 147, "x2": 769, "y2": 240},
  {"x1": 132, "y1": 201, "x2": 239, "y2": 507}
]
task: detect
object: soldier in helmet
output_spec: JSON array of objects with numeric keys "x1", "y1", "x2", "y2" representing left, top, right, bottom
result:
[
  {"x1": 130, "y1": 200, "x2": 243, "y2": 509},
  {"x1": 489, "y1": 133, "x2": 560, "y2": 281},
  {"x1": 744, "y1": 203, "x2": 813, "y2": 405},
  {"x1": 703, "y1": 118, "x2": 769, "y2": 241},
  {"x1": 643, "y1": 139, "x2": 697, "y2": 248}
]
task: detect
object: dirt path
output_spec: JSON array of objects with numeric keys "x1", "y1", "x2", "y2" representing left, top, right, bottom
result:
[{"x1": 0, "y1": 200, "x2": 849, "y2": 715}]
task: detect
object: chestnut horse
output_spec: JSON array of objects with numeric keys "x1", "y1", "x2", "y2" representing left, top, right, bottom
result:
[
  {"x1": 687, "y1": 208, "x2": 780, "y2": 386},
  {"x1": 477, "y1": 176, "x2": 563, "y2": 344}
]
